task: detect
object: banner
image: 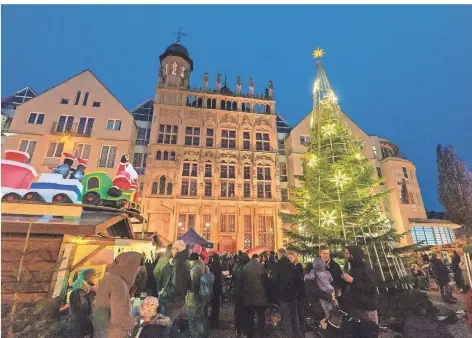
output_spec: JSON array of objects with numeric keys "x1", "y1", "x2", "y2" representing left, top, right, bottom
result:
[{"x1": 114, "y1": 239, "x2": 156, "y2": 263}]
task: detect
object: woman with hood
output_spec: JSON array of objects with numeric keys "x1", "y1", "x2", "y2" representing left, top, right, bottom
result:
[
  {"x1": 69, "y1": 268, "x2": 96, "y2": 338},
  {"x1": 92, "y1": 251, "x2": 143, "y2": 338},
  {"x1": 232, "y1": 252, "x2": 250, "y2": 336}
]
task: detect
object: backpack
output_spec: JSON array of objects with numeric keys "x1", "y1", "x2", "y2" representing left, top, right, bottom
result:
[{"x1": 199, "y1": 269, "x2": 215, "y2": 303}]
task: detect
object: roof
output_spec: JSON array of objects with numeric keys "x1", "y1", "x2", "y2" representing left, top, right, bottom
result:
[
  {"x1": 131, "y1": 99, "x2": 154, "y2": 122},
  {"x1": 276, "y1": 114, "x2": 292, "y2": 133},
  {"x1": 1, "y1": 87, "x2": 37, "y2": 116},
  {"x1": 159, "y1": 42, "x2": 194, "y2": 71},
  {"x1": 409, "y1": 218, "x2": 461, "y2": 229}
]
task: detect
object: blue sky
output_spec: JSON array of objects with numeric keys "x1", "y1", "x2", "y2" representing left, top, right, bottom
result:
[{"x1": 2, "y1": 5, "x2": 472, "y2": 211}]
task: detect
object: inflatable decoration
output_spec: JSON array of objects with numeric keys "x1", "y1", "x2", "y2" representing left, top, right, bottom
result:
[{"x1": 1, "y1": 150, "x2": 38, "y2": 201}]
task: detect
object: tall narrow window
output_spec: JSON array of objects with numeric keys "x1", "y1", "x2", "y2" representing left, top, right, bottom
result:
[
  {"x1": 244, "y1": 166, "x2": 251, "y2": 179},
  {"x1": 82, "y1": 92, "x2": 89, "y2": 106},
  {"x1": 185, "y1": 126, "x2": 200, "y2": 146},
  {"x1": 203, "y1": 215, "x2": 211, "y2": 240},
  {"x1": 158, "y1": 124, "x2": 178, "y2": 144},
  {"x1": 74, "y1": 143, "x2": 91, "y2": 160},
  {"x1": 258, "y1": 216, "x2": 274, "y2": 249},
  {"x1": 244, "y1": 182, "x2": 251, "y2": 198},
  {"x1": 205, "y1": 181, "x2": 212, "y2": 197},
  {"x1": 177, "y1": 214, "x2": 195, "y2": 237},
  {"x1": 74, "y1": 91, "x2": 81, "y2": 105},
  {"x1": 220, "y1": 215, "x2": 235, "y2": 232},
  {"x1": 256, "y1": 132, "x2": 270, "y2": 151},
  {"x1": 78, "y1": 117, "x2": 94, "y2": 135},
  {"x1": 257, "y1": 166, "x2": 272, "y2": 199},
  {"x1": 181, "y1": 162, "x2": 198, "y2": 196},
  {"x1": 244, "y1": 215, "x2": 252, "y2": 249},
  {"x1": 159, "y1": 176, "x2": 167, "y2": 194},
  {"x1": 221, "y1": 164, "x2": 236, "y2": 198},
  {"x1": 221, "y1": 130, "x2": 236, "y2": 149},
  {"x1": 19, "y1": 140, "x2": 36, "y2": 163},
  {"x1": 152, "y1": 182, "x2": 158, "y2": 194},
  {"x1": 205, "y1": 164, "x2": 212, "y2": 178},
  {"x1": 281, "y1": 188, "x2": 289, "y2": 202},
  {"x1": 133, "y1": 153, "x2": 143, "y2": 168},
  {"x1": 206, "y1": 128, "x2": 214, "y2": 147},
  {"x1": 98, "y1": 145, "x2": 117, "y2": 168},
  {"x1": 46, "y1": 142, "x2": 65, "y2": 158},
  {"x1": 402, "y1": 166, "x2": 409, "y2": 179},
  {"x1": 280, "y1": 162, "x2": 288, "y2": 182},
  {"x1": 243, "y1": 131, "x2": 251, "y2": 150}
]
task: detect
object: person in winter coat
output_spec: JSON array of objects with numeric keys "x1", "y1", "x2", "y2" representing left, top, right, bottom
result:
[
  {"x1": 70, "y1": 268, "x2": 96, "y2": 338},
  {"x1": 270, "y1": 248, "x2": 303, "y2": 338},
  {"x1": 154, "y1": 244, "x2": 173, "y2": 294},
  {"x1": 209, "y1": 253, "x2": 223, "y2": 328},
  {"x1": 451, "y1": 251, "x2": 466, "y2": 292},
  {"x1": 341, "y1": 246, "x2": 379, "y2": 325},
  {"x1": 304, "y1": 263, "x2": 333, "y2": 323},
  {"x1": 288, "y1": 252, "x2": 307, "y2": 335},
  {"x1": 242, "y1": 254, "x2": 269, "y2": 338},
  {"x1": 310, "y1": 257, "x2": 336, "y2": 318},
  {"x1": 430, "y1": 253, "x2": 454, "y2": 302},
  {"x1": 92, "y1": 252, "x2": 143, "y2": 338},
  {"x1": 319, "y1": 245, "x2": 346, "y2": 297},
  {"x1": 186, "y1": 253, "x2": 209, "y2": 338},
  {"x1": 159, "y1": 240, "x2": 190, "y2": 338},
  {"x1": 232, "y1": 252, "x2": 250, "y2": 336}
]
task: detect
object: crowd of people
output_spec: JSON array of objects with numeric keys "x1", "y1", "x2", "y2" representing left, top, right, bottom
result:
[{"x1": 68, "y1": 241, "x2": 386, "y2": 338}]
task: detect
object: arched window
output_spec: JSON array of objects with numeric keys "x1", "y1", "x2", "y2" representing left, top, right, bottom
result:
[
  {"x1": 221, "y1": 100, "x2": 226, "y2": 110},
  {"x1": 197, "y1": 98, "x2": 203, "y2": 108},
  {"x1": 232, "y1": 101, "x2": 237, "y2": 111},
  {"x1": 170, "y1": 151, "x2": 176, "y2": 161},
  {"x1": 87, "y1": 177, "x2": 99, "y2": 190},
  {"x1": 167, "y1": 182, "x2": 173, "y2": 195},
  {"x1": 152, "y1": 182, "x2": 158, "y2": 194},
  {"x1": 227, "y1": 101, "x2": 232, "y2": 111},
  {"x1": 207, "y1": 98, "x2": 212, "y2": 109},
  {"x1": 265, "y1": 104, "x2": 271, "y2": 114},
  {"x1": 156, "y1": 151, "x2": 162, "y2": 160},
  {"x1": 211, "y1": 99, "x2": 216, "y2": 109},
  {"x1": 159, "y1": 176, "x2": 167, "y2": 194},
  {"x1": 163, "y1": 151, "x2": 169, "y2": 160}
]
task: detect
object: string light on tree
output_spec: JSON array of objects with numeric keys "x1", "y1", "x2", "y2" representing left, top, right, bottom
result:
[
  {"x1": 355, "y1": 153, "x2": 363, "y2": 160},
  {"x1": 331, "y1": 170, "x2": 351, "y2": 190},
  {"x1": 322, "y1": 123, "x2": 336, "y2": 137},
  {"x1": 308, "y1": 154, "x2": 319, "y2": 167},
  {"x1": 320, "y1": 209, "x2": 337, "y2": 227}
]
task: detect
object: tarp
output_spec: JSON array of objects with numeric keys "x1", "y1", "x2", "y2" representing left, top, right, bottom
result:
[{"x1": 177, "y1": 228, "x2": 214, "y2": 249}]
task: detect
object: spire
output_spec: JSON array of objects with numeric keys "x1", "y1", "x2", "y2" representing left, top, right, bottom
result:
[
  {"x1": 174, "y1": 26, "x2": 188, "y2": 44},
  {"x1": 312, "y1": 47, "x2": 339, "y2": 111}
]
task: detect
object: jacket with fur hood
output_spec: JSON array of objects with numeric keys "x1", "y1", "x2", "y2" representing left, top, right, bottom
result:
[{"x1": 92, "y1": 252, "x2": 143, "y2": 338}]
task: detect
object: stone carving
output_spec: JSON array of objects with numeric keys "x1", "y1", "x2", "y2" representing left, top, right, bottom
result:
[
  {"x1": 204, "y1": 111, "x2": 216, "y2": 123},
  {"x1": 241, "y1": 154, "x2": 252, "y2": 162},
  {"x1": 242, "y1": 115, "x2": 252, "y2": 126},
  {"x1": 256, "y1": 117, "x2": 270, "y2": 127},
  {"x1": 185, "y1": 111, "x2": 199, "y2": 120},
  {"x1": 255, "y1": 154, "x2": 274, "y2": 163},
  {"x1": 203, "y1": 151, "x2": 214, "y2": 158},
  {"x1": 216, "y1": 73, "x2": 222, "y2": 91},
  {"x1": 160, "y1": 109, "x2": 176, "y2": 118},
  {"x1": 237, "y1": 76, "x2": 242, "y2": 95},
  {"x1": 222, "y1": 113, "x2": 237, "y2": 125},
  {"x1": 172, "y1": 62, "x2": 178, "y2": 75}
]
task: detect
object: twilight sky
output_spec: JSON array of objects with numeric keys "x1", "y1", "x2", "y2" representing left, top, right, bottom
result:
[{"x1": 2, "y1": 5, "x2": 472, "y2": 211}]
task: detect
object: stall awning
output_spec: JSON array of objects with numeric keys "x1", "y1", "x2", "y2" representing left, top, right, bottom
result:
[{"x1": 178, "y1": 228, "x2": 213, "y2": 248}]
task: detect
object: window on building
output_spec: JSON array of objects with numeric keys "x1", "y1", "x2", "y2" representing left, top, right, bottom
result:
[
  {"x1": 258, "y1": 216, "x2": 274, "y2": 249},
  {"x1": 151, "y1": 176, "x2": 173, "y2": 195},
  {"x1": 221, "y1": 164, "x2": 236, "y2": 179},
  {"x1": 244, "y1": 215, "x2": 252, "y2": 249},
  {"x1": 220, "y1": 215, "x2": 236, "y2": 232},
  {"x1": 158, "y1": 124, "x2": 178, "y2": 144},
  {"x1": 409, "y1": 192, "x2": 415, "y2": 205},
  {"x1": 372, "y1": 145, "x2": 378, "y2": 158},
  {"x1": 206, "y1": 128, "x2": 214, "y2": 147},
  {"x1": 256, "y1": 133, "x2": 270, "y2": 151},
  {"x1": 300, "y1": 135, "x2": 310, "y2": 146},
  {"x1": 184, "y1": 126, "x2": 200, "y2": 146},
  {"x1": 82, "y1": 92, "x2": 89, "y2": 106},
  {"x1": 136, "y1": 127, "x2": 151, "y2": 145},
  {"x1": 244, "y1": 166, "x2": 251, "y2": 180},
  {"x1": 92, "y1": 101, "x2": 101, "y2": 108},
  {"x1": 181, "y1": 163, "x2": 198, "y2": 196},
  {"x1": 19, "y1": 140, "x2": 36, "y2": 163},
  {"x1": 257, "y1": 166, "x2": 272, "y2": 199},
  {"x1": 98, "y1": 145, "x2": 117, "y2": 168},
  {"x1": 56, "y1": 115, "x2": 74, "y2": 132},
  {"x1": 411, "y1": 226, "x2": 456, "y2": 246},
  {"x1": 278, "y1": 139, "x2": 285, "y2": 154},
  {"x1": 243, "y1": 131, "x2": 251, "y2": 150},
  {"x1": 221, "y1": 130, "x2": 236, "y2": 149},
  {"x1": 205, "y1": 181, "x2": 212, "y2": 197},
  {"x1": 60, "y1": 98, "x2": 69, "y2": 105},
  {"x1": 220, "y1": 164, "x2": 236, "y2": 198},
  {"x1": 106, "y1": 119, "x2": 121, "y2": 131},
  {"x1": 77, "y1": 117, "x2": 94, "y2": 135},
  {"x1": 281, "y1": 188, "x2": 289, "y2": 202},
  {"x1": 205, "y1": 164, "x2": 212, "y2": 178},
  {"x1": 74, "y1": 91, "x2": 81, "y2": 105},
  {"x1": 27, "y1": 112, "x2": 45, "y2": 125},
  {"x1": 133, "y1": 153, "x2": 143, "y2": 168},
  {"x1": 244, "y1": 182, "x2": 251, "y2": 198},
  {"x1": 73, "y1": 143, "x2": 91, "y2": 160},
  {"x1": 417, "y1": 193, "x2": 423, "y2": 207},
  {"x1": 203, "y1": 215, "x2": 211, "y2": 240},
  {"x1": 280, "y1": 162, "x2": 288, "y2": 182},
  {"x1": 177, "y1": 214, "x2": 195, "y2": 237},
  {"x1": 402, "y1": 166, "x2": 409, "y2": 179},
  {"x1": 152, "y1": 182, "x2": 158, "y2": 194},
  {"x1": 46, "y1": 142, "x2": 65, "y2": 158}
]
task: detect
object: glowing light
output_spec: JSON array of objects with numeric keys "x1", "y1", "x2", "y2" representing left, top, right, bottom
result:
[
  {"x1": 320, "y1": 210, "x2": 337, "y2": 227},
  {"x1": 326, "y1": 90, "x2": 338, "y2": 102},
  {"x1": 331, "y1": 170, "x2": 351, "y2": 190},
  {"x1": 355, "y1": 153, "x2": 363, "y2": 160},
  {"x1": 313, "y1": 47, "x2": 325, "y2": 59},
  {"x1": 308, "y1": 154, "x2": 319, "y2": 167},
  {"x1": 298, "y1": 224, "x2": 304, "y2": 232},
  {"x1": 205, "y1": 222, "x2": 210, "y2": 228},
  {"x1": 322, "y1": 123, "x2": 336, "y2": 137},
  {"x1": 313, "y1": 79, "x2": 319, "y2": 94},
  {"x1": 59, "y1": 134, "x2": 72, "y2": 144}
]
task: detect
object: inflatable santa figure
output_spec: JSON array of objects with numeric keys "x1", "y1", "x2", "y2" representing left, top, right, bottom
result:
[
  {"x1": 52, "y1": 153, "x2": 75, "y2": 178},
  {"x1": 70, "y1": 158, "x2": 87, "y2": 182},
  {"x1": 108, "y1": 154, "x2": 138, "y2": 198}
]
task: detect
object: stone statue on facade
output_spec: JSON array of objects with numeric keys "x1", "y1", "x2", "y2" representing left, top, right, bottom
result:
[
  {"x1": 204, "y1": 72, "x2": 208, "y2": 90},
  {"x1": 249, "y1": 77, "x2": 254, "y2": 96}
]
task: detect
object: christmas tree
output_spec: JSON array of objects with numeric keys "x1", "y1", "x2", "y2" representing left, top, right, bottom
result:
[{"x1": 281, "y1": 48, "x2": 408, "y2": 285}]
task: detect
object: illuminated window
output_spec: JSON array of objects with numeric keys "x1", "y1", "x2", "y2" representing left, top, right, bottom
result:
[
  {"x1": 206, "y1": 128, "x2": 214, "y2": 147},
  {"x1": 178, "y1": 214, "x2": 195, "y2": 237},
  {"x1": 220, "y1": 164, "x2": 236, "y2": 198},
  {"x1": 257, "y1": 166, "x2": 272, "y2": 199},
  {"x1": 220, "y1": 215, "x2": 235, "y2": 232},
  {"x1": 244, "y1": 215, "x2": 252, "y2": 249},
  {"x1": 258, "y1": 216, "x2": 274, "y2": 249},
  {"x1": 181, "y1": 163, "x2": 197, "y2": 196},
  {"x1": 203, "y1": 215, "x2": 211, "y2": 240}
]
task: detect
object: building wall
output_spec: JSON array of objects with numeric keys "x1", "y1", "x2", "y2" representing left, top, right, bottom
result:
[
  {"x1": 3, "y1": 70, "x2": 136, "y2": 176},
  {"x1": 141, "y1": 52, "x2": 282, "y2": 252}
]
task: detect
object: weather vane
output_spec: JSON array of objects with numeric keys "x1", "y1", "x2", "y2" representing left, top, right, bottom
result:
[
  {"x1": 313, "y1": 47, "x2": 324, "y2": 60},
  {"x1": 175, "y1": 26, "x2": 188, "y2": 43}
]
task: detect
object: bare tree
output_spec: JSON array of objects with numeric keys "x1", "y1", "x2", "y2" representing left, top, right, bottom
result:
[{"x1": 437, "y1": 144, "x2": 472, "y2": 235}]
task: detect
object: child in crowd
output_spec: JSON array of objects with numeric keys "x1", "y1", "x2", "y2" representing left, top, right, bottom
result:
[{"x1": 308, "y1": 257, "x2": 336, "y2": 318}]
